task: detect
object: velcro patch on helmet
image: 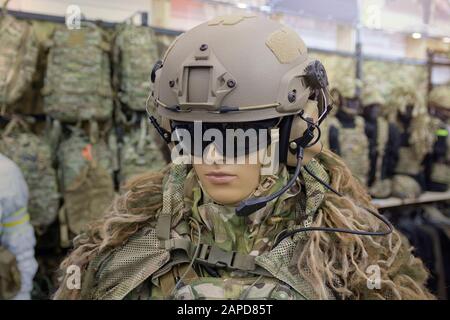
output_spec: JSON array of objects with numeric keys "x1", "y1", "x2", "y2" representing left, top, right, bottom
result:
[
  {"x1": 266, "y1": 27, "x2": 306, "y2": 64},
  {"x1": 208, "y1": 14, "x2": 256, "y2": 26}
]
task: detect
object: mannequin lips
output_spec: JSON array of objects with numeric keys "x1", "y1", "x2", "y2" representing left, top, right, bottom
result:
[{"x1": 205, "y1": 171, "x2": 237, "y2": 184}]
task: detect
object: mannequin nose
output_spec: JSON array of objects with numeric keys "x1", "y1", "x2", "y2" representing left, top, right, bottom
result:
[{"x1": 203, "y1": 143, "x2": 224, "y2": 164}]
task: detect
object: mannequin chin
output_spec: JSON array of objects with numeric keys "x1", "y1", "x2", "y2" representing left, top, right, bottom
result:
[{"x1": 193, "y1": 145, "x2": 262, "y2": 206}]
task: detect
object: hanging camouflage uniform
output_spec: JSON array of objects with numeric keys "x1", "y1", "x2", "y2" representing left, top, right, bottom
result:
[
  {"x1": 57, "y1": 125, "x2": 115, "y2": 247},
  {"x1": 74, "y1": 159, "x2": 335, "y2": 300},
  {"x1": 0, "y1": 6, "x2": 39, "y2": 112},
  {"x1": 361, "y1": 82, "x2": 399, "y2": 198},
  {"x1": 328, "y1": 77, "x2": 369, "y2": 186}
]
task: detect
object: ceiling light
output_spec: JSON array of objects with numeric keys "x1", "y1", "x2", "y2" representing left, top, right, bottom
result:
[
  {"x1": 443, "y1": 37, "x2": 450, "y2": 43},
  {"x1": 412, "y1": 32, "x2": 422, "y2": 39},
  {"x1": 237, "y1": 3, "x2": 248, "y2": 9},
  {"x1": 260, "y1": 5, "x2": 271, "y2": 12}
]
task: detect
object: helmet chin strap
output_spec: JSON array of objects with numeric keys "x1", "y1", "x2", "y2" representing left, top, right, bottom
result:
[{"x1": 235, "y1": 146, "x2": 304, "y2": 216}]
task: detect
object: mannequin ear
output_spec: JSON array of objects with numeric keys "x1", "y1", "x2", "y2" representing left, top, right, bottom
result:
[{"x1": 286, "y1": 100, "x2": 322, "y2": 167}]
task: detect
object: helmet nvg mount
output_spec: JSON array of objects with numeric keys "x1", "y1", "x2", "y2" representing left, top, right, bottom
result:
[{"x1": 148, "y1": 14, "x2": 333, "y2": 216}]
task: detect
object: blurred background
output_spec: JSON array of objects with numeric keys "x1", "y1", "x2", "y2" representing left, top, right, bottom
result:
[{"x1": 1, "y1": 0, "x2": 450, "y2": 300}]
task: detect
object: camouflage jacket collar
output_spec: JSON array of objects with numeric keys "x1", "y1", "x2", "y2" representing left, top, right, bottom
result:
[{"x1": 182, "y1": 158, "x2": 329, "y2": 257}]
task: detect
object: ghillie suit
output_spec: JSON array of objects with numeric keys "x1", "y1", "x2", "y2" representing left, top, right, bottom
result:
[{"x1": 54, "y1": 150, "x2": 433, "y2": 300}]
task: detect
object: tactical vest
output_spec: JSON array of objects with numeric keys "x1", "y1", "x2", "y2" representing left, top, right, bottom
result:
[
  {"x1": 42, "y1": 23, "x2": 112, "y2": 122},
  {"x1": 396, "y1": 147, "x2": 423, "y2": 176},
  {"x1": 0, "y1": 245, "x2": 21, "y2": 300},
  {"x1": 112, "y1": 24, "x2": 159, "y2": 112},
  {"x1": 427, "y1": 118, "x2": 450, "y2": 187},
  {"x1": 328, "y1": 116, "x2": 369, "y2": 186},
  {"x1": 80, "y1": 159, "x2": 334, "y2": 300}
]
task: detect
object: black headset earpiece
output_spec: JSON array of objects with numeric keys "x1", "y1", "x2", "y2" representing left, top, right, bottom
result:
[{"x1": 150, "y1": 60, "x2": 163, "y2": 84}]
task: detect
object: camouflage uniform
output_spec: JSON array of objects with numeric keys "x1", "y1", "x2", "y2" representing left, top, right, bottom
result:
[
  {"x1": 78, "y1": 158, "x2": 332, "y2": 300},
  {"x1": 361, "y1": 79, "x2": 398, "y2": 198},
  {"x1": 328, "y1": 116, "x2": 369, "y2": 186}
]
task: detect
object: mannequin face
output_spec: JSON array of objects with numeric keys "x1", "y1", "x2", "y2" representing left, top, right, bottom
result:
[{"x1": 193, "y1": 144, "x2": 261, "y2": 205}]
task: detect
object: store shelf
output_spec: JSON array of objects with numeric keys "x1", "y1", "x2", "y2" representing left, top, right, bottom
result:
[{"x1": 372, "y1": 191, "x2": 450, "y2": 209}]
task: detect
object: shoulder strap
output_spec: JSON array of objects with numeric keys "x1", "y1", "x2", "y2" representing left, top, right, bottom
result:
[{"x1": 158, "y1": 238, "x2": 272, "y2": 278}]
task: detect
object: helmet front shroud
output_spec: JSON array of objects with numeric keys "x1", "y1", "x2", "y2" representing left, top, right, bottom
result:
[{"x1": 150, "y1": 15, "x2": 331, "y2": 166}]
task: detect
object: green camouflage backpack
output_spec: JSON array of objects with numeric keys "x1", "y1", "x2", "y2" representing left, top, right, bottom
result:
[
  {"x1": 0, "y1": 117, "x2": 59, "y2": 232},
  {"x1": 118, "y1": 116, "x2": 167, "y2": 185},
  {"x1": 112, "y1": 23, "x2": 159, "y2": 111},
  {"x1": 57, "y1": 125, "x2": 115, "y2": 247},
  {"x1": 0, "y1": 7, "x2": 39, "y2": 111},
  {"x1": 42, "y1": 23, "x2": 112, "y2": 122}
]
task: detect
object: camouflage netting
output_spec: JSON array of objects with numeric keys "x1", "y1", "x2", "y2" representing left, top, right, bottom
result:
[
  {"x1": 429, "y1": 85, "x2": 450, "y2": 109},
  {"x1": 362, "y1": 60, "x2": 428, "y2": 118},
  {"x1": 361, "y1": 74, "x2": 386, "y2": 107}
]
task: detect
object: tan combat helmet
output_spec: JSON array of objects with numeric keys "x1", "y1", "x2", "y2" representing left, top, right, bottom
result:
[
  {"x1": 148, "y1": 14, "x2": 332, "y2": 170},
  {"x1": 150, "y1": 14, "x2": 330, "y2": 124}
]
